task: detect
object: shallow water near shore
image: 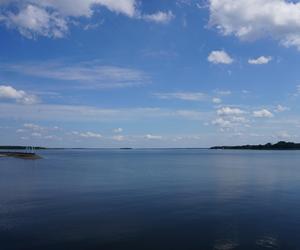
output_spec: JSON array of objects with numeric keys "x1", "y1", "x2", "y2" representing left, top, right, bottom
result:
[{"x1": 1, "y1": 149, "x2": 300, "y2": 250}]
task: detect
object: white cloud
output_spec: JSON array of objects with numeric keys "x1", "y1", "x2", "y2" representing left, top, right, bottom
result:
[
  {"x1": 0, "y1": 103, "x2": 211, "y2": 122},
  {"x1": 217, "y1": 107, "x2": 245, "y2": 116},
  {"x1": 44, "y1": 135, "x2": 61, "y2": 140},
  {"x1": 212, "y1": 97, "x2": 222, "y2": 104},
  {"x1": 145, "y1": 134, "x2": 162, "y2": 140},
  {"x1": 209, "y1": 0, "x2": 300, "y2": 50},
  {"x1": 79, "y1": 131, "x2": 102, "y2": 139},
  {"x1": 212, "y1": 117, "x2": 232, "y2": 128},
  {"x1": 2, "y1": 4, "x2": 67, "y2": 39},
  {"x1": 112, "y1": 135, "x2": 125, "y2": 141},
  {"x1": 275, "y1": 105, "x2": 289, "y2": 112},
  {"x1": 248, "y1": 56, "x2": 272, "y2": 65},
  {"x1": 29, "y1": 0, "x2": 138, "y2": 18},
  {"x1": 0, "y1": 85, "x2": 38, "y2": 104},
  {"x1": 31, "y1": 132, "x2": 42, "y2": 137},
  {"x1": 21, "y1": 132, "x2": 62, "y2": 141},
  {"x1": 208, "y1": 50, "x2": 234, "y2": 64},
  {"x1": 154, "y1": 92, "x2": 206, "y2": 101},
  {"x1": 21, "y1": 123, "x2": 63, "y2": 140},
  {"x1": 143, "y1": 11, "x2": 174, "y2": 24},
  {"x1": 215, "y1": 90, "x2": 231, "y2": 96},
  {"x1": 0, "y1": 0, "x2": 171, "y2": 38},
  {"x1": 113, "y1": 128, "x2": 123, "y2": 133},
  {"x1": 22, "y1": 123, "x2": 61, "y2": 134},
  {"x1": 23, "y1": 123, "x2": 45, "y2": 131},
  {"x1": 231, "y1": 116, "x2": 247, "y2": 123},
  {"x1": 212, "y1": 106, "x2": 248, "y2": 131},
  {"x1": 1, "y1": 62, "x2": 148, "y2": 88},
  {"x1": 253, "y1": 109, "x2": 274, "y2": 118},
  {"x1": 95, "y1": 0, "x2": 137, "y2": 17}
]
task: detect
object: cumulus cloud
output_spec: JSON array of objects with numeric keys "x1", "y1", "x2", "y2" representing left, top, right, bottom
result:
[
  {"x1": 0, "y1": 0, "x2": 172, "y2": 38},
  {"x1": 231, "y1": 116, "x2": 247, "y2": 123},
  {"x1": 248, "y1": 56, "x2": 272, "y2": 65},
  {"x1": 143, "y1": 10, "x2": 174, "y2": 24},
  {"x1": 253, "y1": 109, "x2": 274, "y2": 118},
  {"x1": 154, "y1": 92, "x2": 206, "y2": 101},
  {"x1": 212, "y1": 117, "x2": 232, "y2": 128},
  {"x1": 213, "y1": 106, "x2": 248, "y2": 131},
  {"x1": 275, "y1": 105, "x2": 289, "y2": 112},
  {"x1": 20, "y1": 123, "x2": 63, "y2": 140},
  {"x1": 30, "y1": 0, "x2": 138, "y2": 17},
  {"x1": 209, "y1": 0, "x2": 300, "y2": 50},
  {"x1": 217, "y1": 107, "x2": 245, "y2": 116},
  {"x1": 113, "y1": 128, "x2": 123, "y2": 133},
  {"x1": 2, "y1": 4, "x2": 67, "y2": 39},
  {"x1": 0, "y1": 85, "x2": 38, "y2": 104},
  {"x1": 208, "y1": 50, "x2": 234, "y2": 64},
  {"x1": 212, "y1": 97, "x2": 222, "y2": 104}
]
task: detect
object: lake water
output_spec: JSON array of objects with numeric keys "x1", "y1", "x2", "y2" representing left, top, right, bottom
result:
[{"x1": 1, "y1": 149, "x2": 300, "y2": 250}]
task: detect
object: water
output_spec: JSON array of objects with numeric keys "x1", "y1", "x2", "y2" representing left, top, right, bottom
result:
[{"x1": 1, "y1": 149, "x2": 300, "y2": 250}]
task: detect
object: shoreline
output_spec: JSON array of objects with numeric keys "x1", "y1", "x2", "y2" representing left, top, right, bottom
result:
[{"x1": 0, "y1": 152, "x2": 42, "y2": 160}]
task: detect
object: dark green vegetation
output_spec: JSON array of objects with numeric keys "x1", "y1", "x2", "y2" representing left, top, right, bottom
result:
[{"x1": 211, "y1": 141, "x2": 300, "y2": 150}]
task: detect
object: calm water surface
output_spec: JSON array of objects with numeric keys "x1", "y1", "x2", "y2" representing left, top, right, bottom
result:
[{"x1": 1, "y1": 149, "x2": 300, "y2": 250}]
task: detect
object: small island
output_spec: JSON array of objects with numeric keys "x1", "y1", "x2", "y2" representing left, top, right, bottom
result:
[{"x1": 211, "y1": 141, "x2": 300, "y2": 150}]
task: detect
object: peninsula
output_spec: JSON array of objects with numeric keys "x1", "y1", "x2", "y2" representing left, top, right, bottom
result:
[
  {"x1": 0, "y1": 152, "x2": 42, "y2": 159},
  {"x1": 0, "y1": 146, "x2": 45, "y2": 159},
  {"x1": 0, "y1": 146, "x2": 46, "y2": 150},
  {"x1": 211, "y1": 141, "x2": 300, "y2": 150}
]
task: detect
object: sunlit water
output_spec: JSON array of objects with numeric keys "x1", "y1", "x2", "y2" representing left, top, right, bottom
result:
[{"x1": 1, "y1": 149, "x2": 300, "y2": 250}]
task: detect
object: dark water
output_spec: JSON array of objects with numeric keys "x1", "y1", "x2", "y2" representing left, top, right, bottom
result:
[{"x1": 1, "y1": 149, "x2": 300, "y2": 250}]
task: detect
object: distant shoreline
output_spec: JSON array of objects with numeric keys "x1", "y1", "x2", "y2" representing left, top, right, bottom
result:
[
  {"x1": 211, "y1": 141, "x2": 300, "y2": 150},
  {"x1": 4, "y1": 142, "x2": 300, "y2": 151},
  {"x1": 0, "y1": 146, "x2": 209, "y2": 150}
]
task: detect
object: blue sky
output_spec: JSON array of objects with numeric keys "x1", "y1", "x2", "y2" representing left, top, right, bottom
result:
[{"x1": 1, "y1": 0, "x2": 300, "y2": 148}]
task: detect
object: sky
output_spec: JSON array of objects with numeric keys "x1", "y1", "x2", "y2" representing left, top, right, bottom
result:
[{"x1": 1, "y1": 0, "x2": 300, "y2": 148}]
